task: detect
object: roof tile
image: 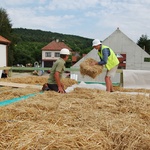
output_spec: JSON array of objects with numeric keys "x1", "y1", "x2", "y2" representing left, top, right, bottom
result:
[
  {"x1": 42, "y1": 40, "x2": 72, "y2": 51},
  {"x1": 0, "y1": 35, "x2": 11, "y2": 44}
]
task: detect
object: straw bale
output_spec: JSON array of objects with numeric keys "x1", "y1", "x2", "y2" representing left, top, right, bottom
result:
[
  {"x1": 0, "y1": 76, "x2": 47, "y2": 85},
  {"x1": 61, "y1": 78, "x2": 77, "y2": 89},
  {"x1": 80, "y1": 58, "x2": 103, "y2": 78}
]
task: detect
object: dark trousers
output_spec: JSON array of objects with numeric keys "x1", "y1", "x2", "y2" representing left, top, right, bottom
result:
[
  {"x1": 1, "y1": 73, "x2": 7, "y2": 78},
  {"x1": 47, "y1": 84, "x2": 66, "y2": 93},
  {"x1": 47, "y1": 84, "x2": 58, "y2": 92}
]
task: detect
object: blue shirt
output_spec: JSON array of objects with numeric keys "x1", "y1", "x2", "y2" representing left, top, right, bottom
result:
[{"x1": 98, "y1": 48, "x2": 110, "y2": 65}]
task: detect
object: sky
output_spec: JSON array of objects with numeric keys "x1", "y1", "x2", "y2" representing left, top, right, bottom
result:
[{"x1": 1, "y1": 0, "x2": 150, "y2": 42}]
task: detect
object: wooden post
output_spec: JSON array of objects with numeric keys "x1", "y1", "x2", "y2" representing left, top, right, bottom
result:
[
  {"x1": 120, "y1": 72, "x2": 123, "y2": 87},
  {"x1": 8, "y1": 67, "x2": 12, "y2": 77}
]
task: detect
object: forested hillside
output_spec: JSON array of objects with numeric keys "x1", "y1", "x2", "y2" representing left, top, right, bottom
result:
[{"x1": 12, "y1": 28, "x2": 93, "y2": 66}]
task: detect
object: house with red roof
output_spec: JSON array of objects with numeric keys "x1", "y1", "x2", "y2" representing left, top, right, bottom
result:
[
  {"x1": 0, "y1": 35, "x2": 11, "y2": 75},
  {"x1": 41, "y1": 39, "x2": 73, "y2": 67}
]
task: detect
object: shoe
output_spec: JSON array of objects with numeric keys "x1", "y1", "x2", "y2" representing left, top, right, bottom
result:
[{"x1": 42, "y1": 83, "x2": 49, "y2": 91}]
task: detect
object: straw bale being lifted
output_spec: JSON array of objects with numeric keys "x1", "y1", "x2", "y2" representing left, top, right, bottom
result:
[{"x1": 80, "y1": 58, "x2": 103, "y2": 78}]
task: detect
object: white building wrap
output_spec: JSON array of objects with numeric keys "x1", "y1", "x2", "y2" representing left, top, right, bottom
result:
[{"x1": 0, "y1": 44, "x2": 7, "y2": 76}]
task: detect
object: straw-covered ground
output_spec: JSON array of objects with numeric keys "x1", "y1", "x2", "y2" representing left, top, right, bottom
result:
[{"x1": 0, "y1": 76, "x2": 150, "y2": 150}]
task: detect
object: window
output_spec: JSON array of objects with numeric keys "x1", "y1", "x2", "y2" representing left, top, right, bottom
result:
[
  {"x1": 55, "y1": 52, "x2": 60, "y2": 57},
  {"x1": 116, "y1": 54, "x2": 123, "y2": 58},
  {"x1": 117, "y1": 53, "x2": 126, "y2": 69},
  {"x1": 45, "y1": 52, "x2": 51, "y2": 57},
  {"x1": 144, "y1": 57, "x2": 150, "y2": 62}
]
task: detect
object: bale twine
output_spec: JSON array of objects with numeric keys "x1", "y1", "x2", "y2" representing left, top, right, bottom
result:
[{"x1": 80, "y1": 58, "x2": 103, "y2": 78}]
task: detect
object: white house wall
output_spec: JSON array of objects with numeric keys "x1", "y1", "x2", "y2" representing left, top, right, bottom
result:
[
  {"x1": 142, "y1": 63, "x2": 150, "y2": 70},
  {"x1": 42, "y1": 51, "x2": 60, "y2": 60},
  {"x1": 0, "y1": 44, "x2": 7, "y2": 75},
  {"x1": 102, "y1": 29, "x2": 150, "y2": 70}
]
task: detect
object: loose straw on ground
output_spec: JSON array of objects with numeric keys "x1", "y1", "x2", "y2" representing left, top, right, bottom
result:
[
  {"x1": 0, "y1": 88, "x2": 150, "y2": 149},
  {"x1": 80, "y1": 58, "x2": 103, "y2": 78},
  {"x1": 0, "y1": 76, "x2": 150, "y2": 149}
]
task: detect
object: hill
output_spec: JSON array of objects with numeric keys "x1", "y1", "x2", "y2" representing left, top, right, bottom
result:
[{"x1": 12, "y1": 28, "x2": 93, "y2": 66}]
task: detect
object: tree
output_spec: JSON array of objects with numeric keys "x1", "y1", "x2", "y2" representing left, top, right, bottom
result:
[
  {"x1": 137, "y1": 34, "x2": 150, "y2": 55},
  {"x1": 0, "y1": 8, "x2": 14, "y2": 65},
  {"x1": 0, "y1": 8, "x2": 12, "y2": 37}
]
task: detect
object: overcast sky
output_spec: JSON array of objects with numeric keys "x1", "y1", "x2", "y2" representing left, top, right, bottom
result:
[{"x1": 1, "y1": 0, "x2": 150, "y2": 42}]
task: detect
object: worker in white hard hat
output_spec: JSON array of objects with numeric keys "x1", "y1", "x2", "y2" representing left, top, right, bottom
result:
[
  {"x1": 92, "y1": 39, "x2": 119, "y2": 92},
  {"x1": 42, "y1": 48, "x2": 70, "y2": 93}
]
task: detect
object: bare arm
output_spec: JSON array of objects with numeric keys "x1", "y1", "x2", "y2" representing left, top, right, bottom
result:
[{"x1": 54, "y1": 71, "x2": 64, "y2": 93}]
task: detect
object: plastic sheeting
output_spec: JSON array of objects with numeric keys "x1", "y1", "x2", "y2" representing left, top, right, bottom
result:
[
  {"x1": 0, "y1": 92, "x2": 43, "y2": 107},
  {"x1": 115, "y1": 91, "x2": 149, "y2": 97},
  {"x1": 65, "y1": 81, "x2": 106, "y2": 93},
  {"x1": 123, "y1": 70, "x2": 150, "y2": 89}
]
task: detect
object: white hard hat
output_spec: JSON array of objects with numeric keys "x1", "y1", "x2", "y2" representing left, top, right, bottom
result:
[
  {"x1": 60, "y1": 48, "x2": 70, "y2": 55},
  {"x1": 92, "y1": 39, "x2": 102, "y2": 47}
]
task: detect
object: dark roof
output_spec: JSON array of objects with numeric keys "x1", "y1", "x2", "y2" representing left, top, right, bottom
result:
[
  {"x1": 0, "y1": 35, "x2": 11, "y2": 45},
  {"x1": 42, "y1": 40, "x2": 72, "y2": 51}
]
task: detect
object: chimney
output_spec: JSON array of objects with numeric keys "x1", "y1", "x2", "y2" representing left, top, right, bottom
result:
[{"x1": 56, "y1": 39, "x2": 59, "y2": 42}]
